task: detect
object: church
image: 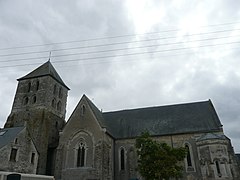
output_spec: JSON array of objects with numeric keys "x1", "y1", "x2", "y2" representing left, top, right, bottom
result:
[{"x1": 0, "y1": 61, "x2": 239, "y2": 180}]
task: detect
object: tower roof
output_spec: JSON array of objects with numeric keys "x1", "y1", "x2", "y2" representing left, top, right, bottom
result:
[{"x1": 18, "y1": 61, "x2": 70, "y2": 90}]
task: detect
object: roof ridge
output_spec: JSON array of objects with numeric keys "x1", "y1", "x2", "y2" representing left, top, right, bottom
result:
[{"x1": 103, "y1": 100, "x2": 211, "y2": 114}]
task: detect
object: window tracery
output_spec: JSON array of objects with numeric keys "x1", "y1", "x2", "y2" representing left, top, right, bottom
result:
[{"x1": 77, "y1": 142, "x2": 86, "y2": 167}]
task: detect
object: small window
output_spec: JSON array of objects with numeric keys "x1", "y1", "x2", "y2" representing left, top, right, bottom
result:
[
  {"x1": 57, "y1": 101, "x2": 62, "y2": 111},
  {"x1": 52, "y1": 99, "x2": 56, "y2": 108},
  {"x1": 10, "y1": 148, "x2": 18, "y2": 162},
  {"x1": 14, "y1": 138, "x2": 18, "y2": 144},
  {"x1": 31, "y1": 153, "x2": 35, "y2": 164},
  {"x1": 53, "y1": 84, "x2": 57, "y2": 95},
  {"x1": 59, "y1": 87, "x2": 63, "y2": 98},
  {"x1": 27, "y1": 82, "x2": 31, "y2": 92},
  {"x1": 55, "y1": 121, "x2": 58, "y2": 128},
  {"x1": 32, "y1": 95, "x2": 37, "y2": 104},
  {"x1": 81, "y1": 105, "x2": 86, "y2": 115},
  {"x1": 120, "y1": 148, "x2": 125, "y2": 170},
  {"x1": 36, "y1": 81, "x2": 40, "y2": 91},
  {"x1": 23, "y1": 97, "x2": 29, "y2": 105},
  {"x1": 215, "y1": 161, "x2": 221, "y2": 176}
]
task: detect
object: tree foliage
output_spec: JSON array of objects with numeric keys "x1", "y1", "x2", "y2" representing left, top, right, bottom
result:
[{"x1": 135, "y1": 132, "x2": 186, "y2": 180}]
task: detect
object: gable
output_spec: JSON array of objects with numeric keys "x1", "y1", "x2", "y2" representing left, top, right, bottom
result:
[
  {"x1": 102, "y1": 100, "x2": 223, "y2": 139},
  {"x1": 61, "y1": 95, "x2": 105, "y2": 139}
]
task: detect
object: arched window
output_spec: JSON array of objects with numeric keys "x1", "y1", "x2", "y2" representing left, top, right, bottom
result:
[
  {"x1": 9, "y1": 148, "x2": 18, "y2": 162},
  {"x1": 55, "y1": 121, "x2": 58, "y2": 128},
  {"x1": 215, "y1": 160, "x2": 221, "y2": 176},
  {"x1": 31, "y1": 153, "x2": 35, "y2": 164},
  {"x1": 23, "y1": 97, "x2": 29, "y2": 105},
  {"x1": 81, "y1": 105, "x2": 86, "y2": 115},
  {"x1": 53, "y1": 84, "x2": 57, "y2": 95},
  {"x1": 27, "y1": 82, "x2": 31, "y2": 92},
  {"x1": 32, "y1": 95, "x2": 37, "y2": 104},
  {"x1": 36, "y1": 81, "x2": 40, "y2": 91},
  {"x1": 57, "y1": 101, "x2": 62, "y2": 111},
  {"x1": 185, "y1": 145, "x2": 192, "y2": 167},
  {"x1": 59, "y1": 87, "x2": 63, "y2": 98},
  {"x1": 120, "y1": 148, "x2": 125, "y2": 170},
  {"x1": 77, "y1": 143, "x2": 86, "y2": 167},
  {"x1": 51, "y1": 99, "x2": 56, "y2": 108}
]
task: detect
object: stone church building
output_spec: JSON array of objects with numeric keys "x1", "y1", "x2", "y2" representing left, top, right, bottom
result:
[{"x1": 0, "y1": 61, "x2": 239, "y2": 180}]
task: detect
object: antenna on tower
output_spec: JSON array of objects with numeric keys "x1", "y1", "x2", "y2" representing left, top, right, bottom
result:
[{"x1": 48, "y1": 51, "x2": 52, "y2": 61}]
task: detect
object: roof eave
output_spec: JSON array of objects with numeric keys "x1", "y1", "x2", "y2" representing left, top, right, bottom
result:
[
  {"x1": 17, "y1": 74, "x2": 70, "y2": 90},
  {"x1": 114, "y1": 128, "x2": 223, "y2": 140}
]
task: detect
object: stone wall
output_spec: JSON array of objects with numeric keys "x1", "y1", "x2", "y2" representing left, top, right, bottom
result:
[
  {"x1": 197, "y1": 137, "x2": 240, "y2": 179},
  {"x1": 55, "y1": 96, "x2": 114, "y2": 180},
  {"x1": 114, "y1": 131, "x2": 239, "y2": 180},
  {"x1": 4, "y1": 75, "x2": 67, "y2": 175},
  {"x1": 7, "y1": 76, "x2": 68, "y2": 118},
  {"x1": 0, "y1": 128, "x2": 38, "y2": 174}
]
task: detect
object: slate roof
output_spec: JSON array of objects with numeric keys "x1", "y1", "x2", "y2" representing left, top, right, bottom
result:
[
  {"x1": 102, "y1": 100, "x2": 223, "y2": 139},
  {"x1": 196, "y1": 133, "x2": 226, "y2": 141},
  {"x1": 18, "y1": 61, "x2": 69, "y2": 90},
  {"x1": 0, "y1": 127, "x2": 24, "y2": 149}
]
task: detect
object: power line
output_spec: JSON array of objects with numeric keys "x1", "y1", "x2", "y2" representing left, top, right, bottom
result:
[
  {"x1": 1, "y1": 28, "x2": 240, "y2": 57},
  {"x1": 55, "y1": 47, "x2": 239, "y2": 67},
  {"x1": 52, "y1": 41, "x2": 240, "y2": 64},
  {"x1": 1, "y1": 21, "x2": 240, "y2": 51},
  {"x1": 0, "y1": 40, "x2": 239, "y2": 69},
  {"x1": 0, "y1": 45, "x2": 238, "y2": 73},
  {"x1": 1, "y1": 34, "x2": 239, "y2": 63}
]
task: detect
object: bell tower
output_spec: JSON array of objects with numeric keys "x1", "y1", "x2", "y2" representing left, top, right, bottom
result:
[{"x1": 4, "y1": 61, "x2": 69, "y2": 175}]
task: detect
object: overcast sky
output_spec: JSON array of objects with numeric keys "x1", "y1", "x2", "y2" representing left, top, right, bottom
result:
[{"x1": 0, "y1": 0, "x2": 240, "y2": 153}]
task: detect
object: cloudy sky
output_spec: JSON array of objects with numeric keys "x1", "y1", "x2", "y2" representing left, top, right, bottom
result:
[{"x1": 0, "y1": 0, "x2": 240, "y2": 152}]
